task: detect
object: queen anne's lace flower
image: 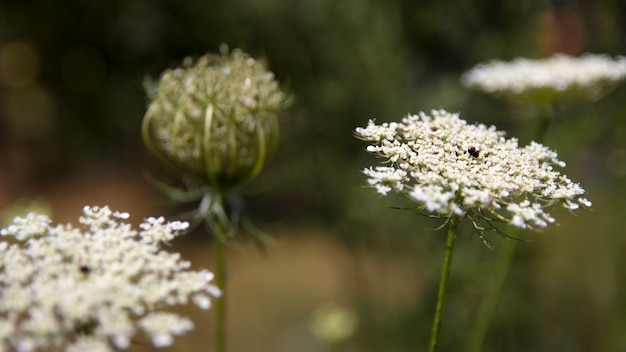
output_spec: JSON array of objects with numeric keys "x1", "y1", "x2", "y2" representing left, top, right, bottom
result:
[
  {"x1": 143, "y1": 47, "x2": 292, "y2": 191},
  {"x1": 0, "y1": 206, "x2": 220, "y2": 352},
  {"x1": 355, "y1": 110, "x2": 591, "y2": 231},
  {"x1": 461, "y1": 53, "x2": 626, "y2": 104}
]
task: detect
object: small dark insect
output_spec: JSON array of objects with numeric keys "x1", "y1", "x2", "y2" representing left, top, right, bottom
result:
[
  {"x1": 79, "y1": 265, "x2": 91, "y2": 275},
  {"x1": 467, "y1": 147, "x2": 480, "y2": 158}
]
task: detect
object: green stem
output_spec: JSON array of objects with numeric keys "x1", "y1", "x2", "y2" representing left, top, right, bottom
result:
[
  {"x1": 428, "y1": 216, "x2": 459, "y2": 352},
  {"x1": 215, "y1": 238, "x2": 227, "y2": 352},
  {"x1": 534, "y1": 105, "x2": 553, "y2": 143},
  {"x1": 466, "y1": 104, "x2": 552, "y2": 352},
  {"x1": 211, "y1": 194, "x2": 228, "y2": 352},
  {"x1": 466, "y1": 237, "x2": 517, "y2": 352}
]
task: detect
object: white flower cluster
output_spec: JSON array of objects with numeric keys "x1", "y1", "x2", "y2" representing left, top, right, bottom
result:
[
  {"x1": 0, "y1": 206, "x2": 221, "y2": 352},
  {"x1": 355, "y1": 110, "x2": 591, "y2": 230},
  {"x1": 461, "y1": 53, "x2": 626, "y2": 104}
]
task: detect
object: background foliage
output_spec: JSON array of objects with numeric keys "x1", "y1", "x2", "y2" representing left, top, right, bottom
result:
[{"x1": 1, "y1": 0, "x2": 625, "y2": 351}]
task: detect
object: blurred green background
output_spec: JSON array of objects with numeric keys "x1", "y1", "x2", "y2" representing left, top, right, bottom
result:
[{"x1": 1, "y1": 0, "x2": 626, "y2": 351}]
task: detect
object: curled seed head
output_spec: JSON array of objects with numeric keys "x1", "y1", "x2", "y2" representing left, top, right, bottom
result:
[{"x1": 143, "y1": 46, "x2": 292, "y2": 191}]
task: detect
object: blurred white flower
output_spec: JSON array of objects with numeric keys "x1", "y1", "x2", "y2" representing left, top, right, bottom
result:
[
  {"x1": 461, "y1": 53, "x2": 626, "y2": 104},
  {"x1": 0, "y1": 206, "x2": 220, "y2": 352},
  {"x1": 355, "y1": 110, "x2": 591, "y2": 232}
]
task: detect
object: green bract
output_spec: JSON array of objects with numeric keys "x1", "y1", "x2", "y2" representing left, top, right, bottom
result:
[{"x1": 143, "y1": 48, "x2": 291, "y2": 191}]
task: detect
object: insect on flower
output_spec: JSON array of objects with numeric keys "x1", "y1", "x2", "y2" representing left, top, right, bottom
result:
[
  {"x1": 79, "y1": 265, "x2": 91, "y2": 275},
  {"x1": 467, "y1": 147, "x2": 480, "y2": 158}
]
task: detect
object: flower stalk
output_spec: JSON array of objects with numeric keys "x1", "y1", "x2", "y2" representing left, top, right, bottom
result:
[
  {"x1": 212, "y1": 195, "x2": 230, "y2": 352},
  {"x1": 215, "y1": 233, "x2": 227, "y2": 352},
  {"x1": 428, "y1": 216, "x2": 459, "y2": 352},
  {"x1": 466, "y1": 235, "x2": 519, "y2": 352}
]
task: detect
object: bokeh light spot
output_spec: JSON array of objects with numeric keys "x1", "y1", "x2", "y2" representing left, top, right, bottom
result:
[{"x1": 0, "y1": 41, "x2": 40, "y2": 88}]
